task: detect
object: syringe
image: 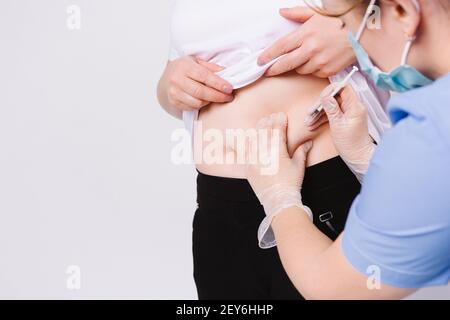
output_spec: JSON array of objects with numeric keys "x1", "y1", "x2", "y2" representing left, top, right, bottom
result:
[{"x1": 305, "y1": 66, "x2": 359, "y2": 126}]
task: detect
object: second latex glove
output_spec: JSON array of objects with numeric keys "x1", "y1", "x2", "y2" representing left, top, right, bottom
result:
[
  {"x1": 244, "y1": 113, "x2": 314, "y2": 249},
  {"x1": 321, "y1": 86, "x2": 376, "y2": 182},
  {"x1": 256, "y1": 183, "x2": 313, "y2": 249}
]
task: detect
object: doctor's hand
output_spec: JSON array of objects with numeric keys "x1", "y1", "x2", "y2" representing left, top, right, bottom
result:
[
  {"x1": 244, "y1": 113, "x2": 313, "y2": 217},
  {"x1": 308, "y1": 86, "x2": 375, "y2": 181},
  {"x1": 157, "y1": 56, "x2": 234, "y2": 114},
  {"x1": 258, "y1": 7, "x2": 356, "y2": 78}
]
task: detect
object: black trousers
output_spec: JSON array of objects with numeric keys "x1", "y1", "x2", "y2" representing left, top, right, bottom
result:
[{"x1": 193, "y1": 156, "x2": 361, "y2": 300}]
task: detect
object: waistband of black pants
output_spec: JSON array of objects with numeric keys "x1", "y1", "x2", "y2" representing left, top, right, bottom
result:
[{"x1": 196, "y1": 156, "x2": 357, "y2": 203}]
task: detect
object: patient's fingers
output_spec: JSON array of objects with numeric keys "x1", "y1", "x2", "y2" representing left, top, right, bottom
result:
[
  {"x1": 187, "y1": 64, "x2": 233, "y2": 95},
  {"x1": 184, "y1": 78, "x2": 234, "y2": 104},
  {"x1": 258, "y1": 29, "x2": 303, "y2": 67},
  {"x1": 266, "y1": 46, "x2": 310, "y2": 77},
  {"x1": 197, "y1": 59, "x2": 225, "y2": 73},
  {"x1": 175, "y1": 89, "x2": 207, "y2": 111}
]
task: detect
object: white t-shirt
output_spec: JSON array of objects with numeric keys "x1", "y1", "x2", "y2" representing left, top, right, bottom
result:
[{"x1": 168, "y1": 0, "x2": 391, "y2": 143}]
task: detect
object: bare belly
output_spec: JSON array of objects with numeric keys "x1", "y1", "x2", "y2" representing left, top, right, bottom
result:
[{"x1": 195, "y1": 71, "x2": 338, "y2": 178}]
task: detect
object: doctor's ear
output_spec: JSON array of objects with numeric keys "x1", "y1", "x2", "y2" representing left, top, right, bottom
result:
[{"x1": 382, "y1": 0, "x2": 421, "y2": 37}]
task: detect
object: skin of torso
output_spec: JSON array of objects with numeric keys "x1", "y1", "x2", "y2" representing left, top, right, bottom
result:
[{"x1": 195, "y1": 71, "x2": 339, "y2": 178}]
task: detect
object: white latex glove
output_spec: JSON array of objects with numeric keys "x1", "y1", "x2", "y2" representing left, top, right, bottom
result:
[
  {"x1": 320, "y1": 86, "x2": 376, "y2": 182},
  {"x1": 245, "y1": 113, "x2": 314, "y2": 249}
]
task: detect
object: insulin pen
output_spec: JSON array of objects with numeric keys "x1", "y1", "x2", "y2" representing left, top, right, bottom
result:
[{"x1": 305, "y1": 66, "x2": 359, "y2": 125}]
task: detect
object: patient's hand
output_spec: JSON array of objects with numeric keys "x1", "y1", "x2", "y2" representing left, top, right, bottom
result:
[
  {"x1": 258, "y1": 7, "x2": 356, "y2": 78},
  {"x1": 157, "y1": 56, "x2": 234, "y2": 118}
]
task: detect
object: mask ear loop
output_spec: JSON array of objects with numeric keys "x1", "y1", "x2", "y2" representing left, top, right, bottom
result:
[
  {"x1": 401, "y1": 0, "x2": 421, "y2": 65},
  {"x1": 411, "y1": 0, "x2": 420, "y2": 11},
  {"x1": 401, "y1": 34, "x2": 416, "y2": 65},
  {"x1": 356, "y1": 0, "x2": 378, "y2": 41}
]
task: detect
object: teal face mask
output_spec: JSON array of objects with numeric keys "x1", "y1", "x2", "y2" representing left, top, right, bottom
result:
[{"x1": 349, "y1": 0, "x2": 433, "y2": 92}]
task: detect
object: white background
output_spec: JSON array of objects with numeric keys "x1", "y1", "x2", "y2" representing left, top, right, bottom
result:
[{"x1": 0, "y1": 0, "x2": 448, "y2": 299}]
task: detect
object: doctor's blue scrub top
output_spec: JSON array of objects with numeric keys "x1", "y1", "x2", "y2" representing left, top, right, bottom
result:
[{"x1": 342, "y1": 73, "x2": 450, "y2": 288}]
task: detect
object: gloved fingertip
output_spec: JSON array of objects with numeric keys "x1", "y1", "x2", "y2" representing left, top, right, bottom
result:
[
  {"x1": 303, "y1": 140, "x2": 313, "y2": 152},
  {"x1": 322, "y1": 98, "x2": 338, "y2": 113},
  {"x1": 277, "y1": 112, "x2": 287, "y2": 126}
]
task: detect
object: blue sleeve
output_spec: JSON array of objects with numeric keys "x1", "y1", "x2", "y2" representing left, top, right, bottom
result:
[{"x1": 342, "y1": 113, "x2": 450, "y2": 288}]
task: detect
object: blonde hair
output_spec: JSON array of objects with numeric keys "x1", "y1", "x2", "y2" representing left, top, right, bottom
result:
[
  {"x1": 304, "y1": 0, "x2": 373, "y2": 17},
  {"x1": 305, "y1": 0, "x2": 450, "y2": 17}
]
